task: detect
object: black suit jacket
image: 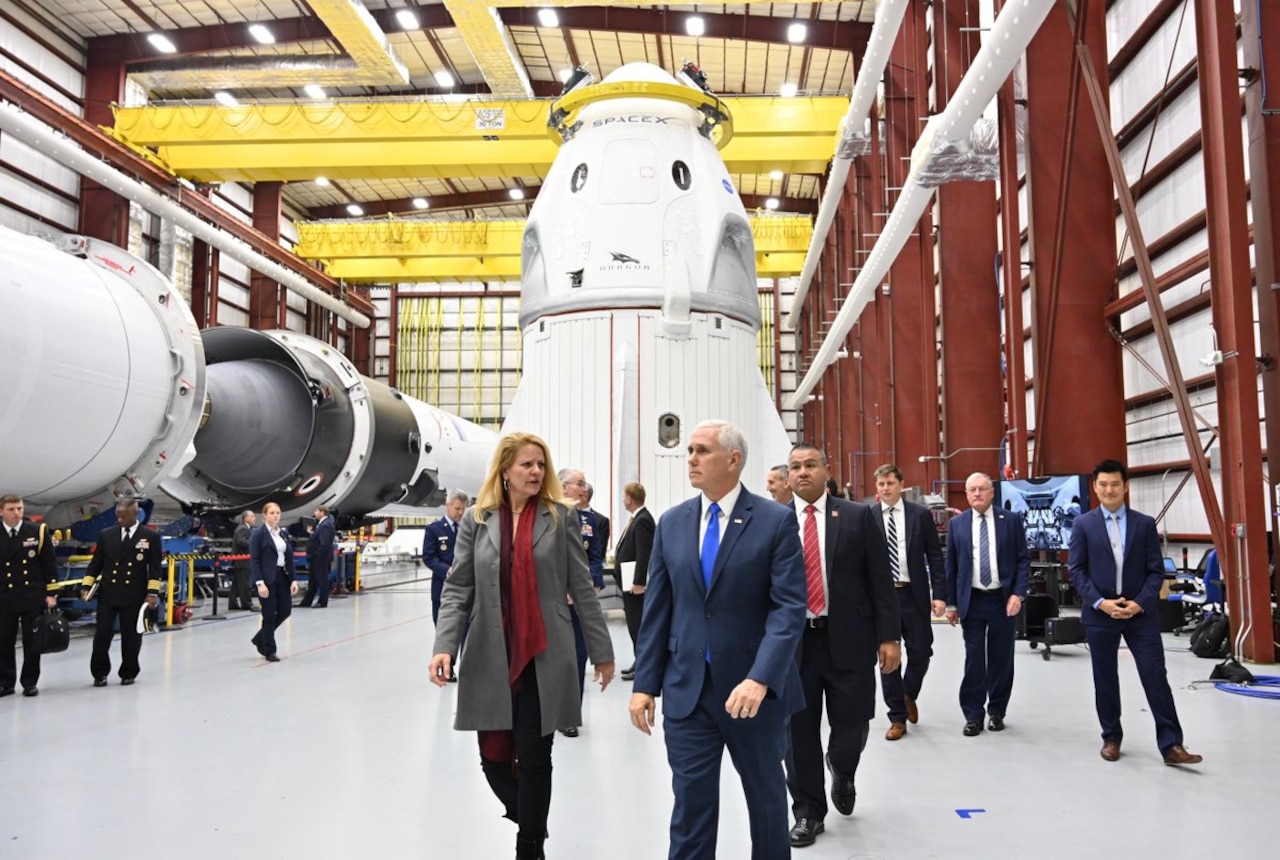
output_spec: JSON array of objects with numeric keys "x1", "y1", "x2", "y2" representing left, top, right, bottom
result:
[
  {"x1": 874, "y1": 500, "x2": 945, "y2": 616},
  {"x1": 249, "y1": 524, "x2": 297, "y2": 588},
  {"x1": 0, "y1": 520, "x2": 57, "y2": 610},
  {"x1": 85, "y1": 524, "x2": 163, "y2": 606},
  {"x1": 307, "y1": 516, "x2": 336, "y2": 570},
  {"x1": 615, "y1": 506, "x2": 655, "y2": 587},
  {"x1": 806, "y1": 496, "x2": 900, "y2": 677}
]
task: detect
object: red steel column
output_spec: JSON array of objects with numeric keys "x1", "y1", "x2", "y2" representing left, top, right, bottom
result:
[
  {"x1": 79, "y1": 42, "x2": 128, "y2": 246},
  {"x1": 884, "y1": 0, "x2": 939, "y2": 489},
  {"x1": 1023, "y1": 0, "x2": 1124, "y2": 475},
  {"x1": 249, "y1": 182, "x2": 284, "y2": 330},
  {"x1": 936, "y1": 0, "x2": 1004, "y2": 512},
  {"x1": 1195, "y1": 0, "x2": 1273, "y2": 663},
  {"x1": 1241, "y1": 0, "x2": 1280, "y2": 569}
]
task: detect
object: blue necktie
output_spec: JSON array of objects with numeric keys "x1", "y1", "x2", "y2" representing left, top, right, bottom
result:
[
  {"x1": 978, "y1": 513, "x2": 992, "y2": 588},
  {"x1": 701, "y1": 502, "x2": 721, "y2": 592}
]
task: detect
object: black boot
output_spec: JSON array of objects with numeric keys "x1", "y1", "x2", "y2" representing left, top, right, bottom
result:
[
  {"x1": 515, "y1": 835, "x2": 545, "y2": 859},
  {"x1": 480, "y1": 756, "x2": 519, "y2": 823}
]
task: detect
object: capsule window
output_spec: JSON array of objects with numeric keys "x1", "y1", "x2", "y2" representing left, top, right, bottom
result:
[
  {"x1": 571, "y1": 163, "x2": 588, "y2": 193},
  {"x1": 658, "y1": 413, "x2": 681, "y2": 448},
  {"x1": 672, "y1": 161, "x2": 691, "y2": 190}
]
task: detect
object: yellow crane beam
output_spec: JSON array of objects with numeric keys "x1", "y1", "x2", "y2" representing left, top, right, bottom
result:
[
  {"x1": 109, "y1": 97, "x2": 846, "y2": 183},
  {"x1": 294, "y1": 215, "x2": 811, "y2": 282}
]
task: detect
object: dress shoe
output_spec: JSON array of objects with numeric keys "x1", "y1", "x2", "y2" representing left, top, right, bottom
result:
[
  {"x1": 560, "y1": 727, "x2": 579, "y2": 737},
  {"x1": 264, "y1": 654, "x2": 281, "y2": 663},
  {"x1": 885, "y1": 722, "x2": 907, "y2": 741},
  {"x1": 21, "y1": 687, "x2": 38, "y2": 697},
  {"x1": 963, "y1": 720, "x2": 983, "y2": 737},
  {"x1": 1100, "y1": 740, "x2": 1121, "y2": 762},
  {"x1": 121, "y1": 678, "x2": 136, "y2": 686},
  {"x1": 825, "y1": 753, "x2": 856, "y2": 816},
  {"x1": 987, "y1": 716, "x2": 1005, "y2": 732},
  {"x1": 1162, "y1": 744, "x2": 1203, "y2": 766},
  {"x1": 0, "y1": 687, "x2": 14, "y2": 698},
  {"x1": 788, "y1": 818, "x2": 824, "y2": 848},
  {"x1": 905, "y1": 694, "x2": 919, "y2": 724},
  {"x1": 93, "y1": 677, "x2": 108, "y2": 688}
]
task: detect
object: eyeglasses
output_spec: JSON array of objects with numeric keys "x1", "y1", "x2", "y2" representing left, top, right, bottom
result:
[{"x1": 966, "y1": 486, "x2": 993, "y2": 495}]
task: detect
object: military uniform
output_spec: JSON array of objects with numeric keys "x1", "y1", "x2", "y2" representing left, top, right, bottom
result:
[
  {"x1": 82, "y1": 523, "x2": 163, "y2": 683},
  {"x1": 423, "y1": 516, "x2": 459, "y2": 625},
  {"x1": 569, "y1": 507, "x2": 605, "y2": 704},
  {"x1": 0, "y1": 520, "x2": 58, "y2": 694}
]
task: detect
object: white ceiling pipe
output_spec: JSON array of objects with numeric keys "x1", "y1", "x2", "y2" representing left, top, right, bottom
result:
[
  {"x1": 786, "y1": 0, "x2": 1057, "y2": 410},
  {"x1": 784, "y1": 0, "x2": 910, "y2": 331},
  {"x1": 0, "y1": 100, "x2": 371, "y2": 329}
]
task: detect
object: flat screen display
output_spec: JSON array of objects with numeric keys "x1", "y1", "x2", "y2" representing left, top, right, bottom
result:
[{"x1": 995, "y1": 475, "x2": 1089, "y2": 552}]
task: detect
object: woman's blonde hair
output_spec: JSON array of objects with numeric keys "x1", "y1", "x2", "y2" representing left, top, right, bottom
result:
[{"x1": 473, "y1": 432, "x2": 566, "y2": 523}]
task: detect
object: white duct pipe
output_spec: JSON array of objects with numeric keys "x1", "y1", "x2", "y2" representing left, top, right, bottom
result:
[
  {"x1": 786, "y1": 0, "x2": 1057, "y2": 410},
  {"x1": 785, "y1": 0, "x2": 910, "y2": 330},
  {"x1": 0, "y1": 99, "x2": 371, "y2": 329}
]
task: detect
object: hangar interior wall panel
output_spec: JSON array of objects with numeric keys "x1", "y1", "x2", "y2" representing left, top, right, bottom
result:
[
  {"x1": 0, "y1": 1, "x2": 83, "y2": 111},
  {"x1": 1119, "y1": 89, "x2": 1201, "y2": 182},
  {"x1": 1109, "y1": 13, "x2": 1198, "y2": 129}
]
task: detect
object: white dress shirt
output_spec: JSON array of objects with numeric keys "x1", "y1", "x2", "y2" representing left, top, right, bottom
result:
[{"x1": 699, "y1": 483, "x2": 743, "y2": 548}]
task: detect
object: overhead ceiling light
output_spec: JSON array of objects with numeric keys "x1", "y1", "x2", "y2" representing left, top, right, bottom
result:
[
  {"x1": 537, "y1": 9, "x2": 559, "y2": 28},
  {"x1": 147, "y1": 33, "x2": 177, "y2": 54},
  {"x1": 214, "y1": 91, "x2": 239, "y2": 108},
  {"x1": 412, "y1": 197, "x2": 429, "y2": 209},
  {"x1": 395, "y1": 9, "x2": 419, "y2": 29},
  {"x1": 434, "y1": 70, "x2": 455, "y2": 88},
  {"x1": 314, "y1": 176, "x2": 330, "y2": 186},
  {"x1": 346, "y1": 203, "x2": 364, "y2": 217},
  {"x1": 685, "y1": 16, "x2": 705, "y2": 37},
  {"x1": 780, "y1": 82, "x2": 798, "y2": 98},
  {"x1": 304, "y1": 84, "x2": 326, "y2": 99},
  {"x1": 787, "y1": 23, "x2": 807, "y2": 44},
  {"x1": 248, "y1": 23, "x2": 275, "y2": 45},
  {"x1": 765, "y1": 197, "x2": 780, "y2": 210},
  {"x1": 769, "y1": 169, "x2": 784, "y2": 181},
  {"x1": 508, "y1": 188, "x2": 526, "y2": 200}
]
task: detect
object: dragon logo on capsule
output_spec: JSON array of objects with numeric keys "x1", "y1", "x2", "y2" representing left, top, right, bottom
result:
[{"x1": 609, "y1": 252, "x2": 641, "y2": 264}]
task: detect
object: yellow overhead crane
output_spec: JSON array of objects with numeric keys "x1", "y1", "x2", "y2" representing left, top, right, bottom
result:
[
  {"x1": 294, "y1": 215, "x2": 813, "y2": 282},
  {"x1": 109, "y1": 96, "x2": 847, "y2": 183}
]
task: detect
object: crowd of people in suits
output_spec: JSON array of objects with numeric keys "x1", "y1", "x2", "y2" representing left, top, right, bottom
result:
[{"x1": 426, "y1": 422, "x2": 1202, "y2": 860}]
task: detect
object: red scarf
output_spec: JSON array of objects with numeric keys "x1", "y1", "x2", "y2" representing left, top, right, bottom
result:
[{"x1": 479, "y1": 501, "x2": 548, "y2": 764}]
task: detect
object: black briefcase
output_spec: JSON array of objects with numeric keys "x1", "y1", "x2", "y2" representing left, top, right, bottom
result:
[{"x1": 31, "y1": 609, "x2": 71, "y2": 654}]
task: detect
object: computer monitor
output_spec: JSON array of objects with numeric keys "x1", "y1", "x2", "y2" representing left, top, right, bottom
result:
[{"x1": 995, "y1": 475, "x2": 1089, "y2": 552}]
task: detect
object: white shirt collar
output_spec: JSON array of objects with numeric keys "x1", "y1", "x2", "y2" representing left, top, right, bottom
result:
[
  {"x1": 702, "y1": 483, "x2": 743, "y2": 520},
  {"x1": 794, "y1": 493, "x2": 828, "y2": 517}
]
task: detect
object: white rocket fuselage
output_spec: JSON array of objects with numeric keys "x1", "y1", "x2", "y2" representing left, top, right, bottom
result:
[{"x1": 504, "y1": 63, "x2": 791, "y2": 528}]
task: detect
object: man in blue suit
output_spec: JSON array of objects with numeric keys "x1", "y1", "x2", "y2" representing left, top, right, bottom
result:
[
  {"x1": 1067, "y1": 459, "x2": 1202, "y2": 766},
  {"x1": 300, "y1": 505, "x2": 335, "y2": 608},
  {"x1": 630, "y1": 420, "x2": 807, "y2": 860},
  {"x1": 944, "y1": 472, "x2": 1029, "y2": 736},
  {"x1": 423, "y1": 490, "x2": 468, "y2": 625}
]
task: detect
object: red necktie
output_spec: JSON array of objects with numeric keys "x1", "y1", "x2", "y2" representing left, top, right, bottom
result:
[{"x1": 803, "y1": 505, "x2": 826, "y2": 615}]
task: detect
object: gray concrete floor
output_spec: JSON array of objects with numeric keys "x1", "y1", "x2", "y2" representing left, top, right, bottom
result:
[{"x1": 2, "y1": 571, "x2": 1275, "y2": 859}]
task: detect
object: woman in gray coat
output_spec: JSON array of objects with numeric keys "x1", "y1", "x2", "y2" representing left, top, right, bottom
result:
[{"x1": 430, "y1": 431, "x2": 615, "y2": 860}]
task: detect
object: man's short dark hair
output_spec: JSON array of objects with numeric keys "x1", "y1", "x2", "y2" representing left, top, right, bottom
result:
[
  {"x1": 0, "y1": 494, "x2": 22, "y2": 507},
  {"x1": 115, "y1": 498, "x2": 139, "y2": 511},
  {"x1": 874, "y1": 463, "x2": 903, "y2": 482},
  {"x1": 788, "y1": 442, "x2": 828, "y2": 464},
  {"x1": 315, "y1": 506, "x2": 330, "y2": 517},
  {"x1": 1092, "y1": 459, "x2": 1129, "y2": 482}
]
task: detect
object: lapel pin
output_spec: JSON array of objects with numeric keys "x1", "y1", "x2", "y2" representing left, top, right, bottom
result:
[
  {"x1": 831, "y1": 511, "x2": 840, "y2": 518},
  {"x1": 733, "y1": 518, "x2": 743, "y2": 524}
]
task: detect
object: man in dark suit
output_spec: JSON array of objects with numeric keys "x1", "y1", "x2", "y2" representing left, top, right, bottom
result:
[
  {"x1": 0, "y1": 494, "x2": 58, "y2": 697},
  {"x1": 1067, "y1": 459, "x2": 1202, "y2": 765},
  {"x1": 230, "y1": 510, "x2": 255, "y2": 611},
  {"x1": 784, "y1": 445, "x2": 900, "y2": 848},
  {"x1": 615, "y1": 481, "x2": 655, "y2": 681},
  {"x1": 560, "y1": 468, "x2": 603, "y2": 735},
  {"x1": 873, "y1": 463, "x2": 946, "y2": 740},
  {"x1": 300, "y1": 505, "x2": 336, "y2": 608},
  {"x1": 81, "y1": 498, "x2": 162, "y2": 687},
  {"x1": 944, "y1": 472, "x2": 1029, "y2": 736},
  {"x1": 630, "y1": 420, "x2": 807, "y2": 860}
]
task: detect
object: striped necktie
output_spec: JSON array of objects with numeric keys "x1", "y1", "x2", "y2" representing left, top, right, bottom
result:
[
  {"x1": 803, "y1": 505, "x2": 826, "y2": 615},
  {"x1": 978, "y1": 513, "x2": 992, "y2": 588},
  {"x1": 886, "y1": 506, "x2": 901, "y2": 582}
]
